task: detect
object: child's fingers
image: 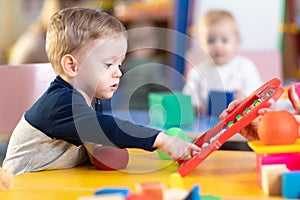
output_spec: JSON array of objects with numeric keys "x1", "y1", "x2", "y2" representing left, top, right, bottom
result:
[
  {"x1": 258, "y1": 108, "x2": 271, "y2": 115},
  {"x1": 288, "y1": 85, "x2": 300, "y2": 114},
  {"x1": 219, "y1": 98, "x2": 243, "y2": 119},
  {"x1": 189, "y1": 143, "x2": 201, "y2": 152},
  {"x1": 293, "y1": 115, "x2": 300, "y2": 124}
]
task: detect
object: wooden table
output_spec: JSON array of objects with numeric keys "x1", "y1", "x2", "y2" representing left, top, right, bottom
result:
[{"x1": 0, "y1": 150, "x2": 288, "y2": 200}]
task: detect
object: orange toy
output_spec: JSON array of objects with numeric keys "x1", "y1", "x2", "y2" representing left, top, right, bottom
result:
[{"x1": 258, "y1": 110, "x2": 299, "y2": 145}]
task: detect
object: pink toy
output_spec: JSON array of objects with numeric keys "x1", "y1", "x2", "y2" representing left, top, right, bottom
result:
[{"x1": 256, "y1": 153, "x2": 300, "y2": 186}]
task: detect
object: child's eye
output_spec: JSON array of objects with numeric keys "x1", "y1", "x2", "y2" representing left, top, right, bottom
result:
[
  {"x1": 104, "y1": 63, "x2": 113, "y2": 69},
  {"x1": 207, "y1": 38, "x2": 215, "y2": 44}
]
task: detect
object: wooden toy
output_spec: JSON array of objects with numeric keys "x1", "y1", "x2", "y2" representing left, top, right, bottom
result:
[
  {"x1": 125, "y1": 193, "x2": 152, "y2": 200},
  {"x1": 94, "y1": 187, "x2": 130, "y2": 197},
  {"x1": 135, "y1": 182, "x2": 165, "y2": 200},
  {"x1": 261, "y1": 164, "x2": 289, "y2": 196},
  {"x1": 170, "y1": 173, "x2": 185, "y2": 189},
  {"x1": 201, "y1": 195, "x2": 221, "y2": 200},
  {"x1": 256, "y1": 153, "x2": 300, "y2": 186},
  {"x1": 282, "y1": 171, "x2": 300, "y2": 199},
  {"x1": 92, "y1": 146, "x2": 129, "y2": 170},
  {"x1": 178, "y1": 78, "x2": 284, "y2": 176},
  {"x1": 164, "y1": 189, "x2": 189, "y2": 200},
  {"x1": 184, "y1": 185, "x2": 200, "y2": 200},
  {"x1": 78, "y1": 194, "x2": 124, "y2": 200},
  {"x1": 0, "y1": 167, "x2": 14, "y2": 190}
]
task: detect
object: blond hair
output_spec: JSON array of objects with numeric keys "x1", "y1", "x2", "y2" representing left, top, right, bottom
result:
[
  {"x1": 46, "y1": 7, "x2": 127, "y2": 74},
  {"x1": 198, "y1": 9, "x2": 239, "y2": 37}
]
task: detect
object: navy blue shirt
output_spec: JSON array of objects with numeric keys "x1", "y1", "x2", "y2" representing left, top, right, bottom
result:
[{"x1": 25, "y1": 76, "x2": 159, "y2": 151}]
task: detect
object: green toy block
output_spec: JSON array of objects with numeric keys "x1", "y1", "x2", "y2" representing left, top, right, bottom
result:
[{"x1": 148, "y1": 92, "x2": 195, "y2": 128}]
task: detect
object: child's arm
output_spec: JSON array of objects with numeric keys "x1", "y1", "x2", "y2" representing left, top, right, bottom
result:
[{"x1": 153, "y1": 132, "x2": 201, "y2": 160}]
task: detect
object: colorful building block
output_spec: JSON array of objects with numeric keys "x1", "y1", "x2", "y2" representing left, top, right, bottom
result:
[
  {"x1": 201, "y1": 195, "x2": 221, "y2": 200},
  {"x1": 169, "y1": 173, "x2": 185, "y2": 189},
  {"x1": 94, "y1": 187, "x2": 130, "y2": 197},
  {"x1": 148, "y1": 92, "x2": 195, "y2": 128},
  {"x1": 256, "y1": 153, "x2": 300, "y2": 186},
  {"x1": 184, "y1": 185, "x2": 200, "y2": 200},
  {"x1": 135, "y1": 182, "x2": 165, "y2": 200},
  {"x1": 79, "y1": 194, "x2": 124, "y2": 200},
  {"x1": 125, "y1": 193, "x2": 152, "y2": 200},
  {"x1": 282, "y1": 171, "x2": 300, "y2": 199},
  {"x1": 164, "y1": 189, "x2": 188, "y2": 200},
  {"x1": 261, "y1": 164, "x2": 289, "y2": 196}
]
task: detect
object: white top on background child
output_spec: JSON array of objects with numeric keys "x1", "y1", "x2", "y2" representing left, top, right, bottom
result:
[{"x1": 183, "y1": 9, "x2": 262, "y2": 115}]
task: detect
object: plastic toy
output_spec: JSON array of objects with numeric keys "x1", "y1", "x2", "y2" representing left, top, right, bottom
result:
[
  {"x1": 178, "y1": 78, "x2": 284, "y2": 176},
  {"x1": 255, "y1": 152, "x2": 300, "y2": 186},
  {"x1": 282, "y1": 171, "x2": 300, "y2": 199},
  {"x1": 92, "y1": 146, "x2": 129, "y2": 170},
  {"x1": 94, "y1": 187, "x2": 130, "y2": 196}
]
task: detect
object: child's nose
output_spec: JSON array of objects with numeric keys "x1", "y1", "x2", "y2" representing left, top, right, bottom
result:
[{"x1": 113, "y1": 66, "x2": 122, "y2": 78}]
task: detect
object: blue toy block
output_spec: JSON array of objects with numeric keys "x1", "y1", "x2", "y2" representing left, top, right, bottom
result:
[
  {"x1": 184, "y1": 185, "x2": 200, "y2": 200},
  {"x1": 94, "y1": 187, "x2": 130, "y2": 197},
  {"x1": 282, "y1": 171, "x2": 300, "y2": 199}
]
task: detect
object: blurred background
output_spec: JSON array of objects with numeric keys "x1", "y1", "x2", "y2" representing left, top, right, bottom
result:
[
  {"x1": 1, "y1": 0, "x2": 300, "y2": 162},
  {"x1": 1, "y1": 0, "x2": 300, "y2": 82}
]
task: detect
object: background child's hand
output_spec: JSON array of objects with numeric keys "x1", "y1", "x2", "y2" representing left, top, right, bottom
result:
[
  {"x1": 153, "y1": 132, "x2": 201, "y2": 160},
  {"x1": 288, "y1": 83, "x2": 300, "y2": 114}
]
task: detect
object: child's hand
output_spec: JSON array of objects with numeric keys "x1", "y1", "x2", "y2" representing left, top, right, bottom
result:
[
  {"x1": 288, "y1": 84, "x2": 300, "y2": 114},
  {"x1": 219, "y1": 98, "x2": 270, "y2": 141},
  {"x1": 153, "y1": 132, "x2": 201, "y2": 160}
]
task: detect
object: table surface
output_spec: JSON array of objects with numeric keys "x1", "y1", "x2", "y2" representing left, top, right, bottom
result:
[{"x1": 0, "y1": 150, "x2": 288, "y2": 200}]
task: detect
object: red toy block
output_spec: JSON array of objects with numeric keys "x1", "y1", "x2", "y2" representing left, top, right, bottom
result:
[
  {"x1": 135, "y1": 182, "x2": 165, "y2": 200},
  {"x1": 92, "y1": 146, "x2": 129, "y2": 170}
]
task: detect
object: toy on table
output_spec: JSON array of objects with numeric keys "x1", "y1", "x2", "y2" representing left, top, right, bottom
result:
[
  {"x1": 92, "y1": 146, "x2": 129, "y2": 170},
  {"x1": 178, "y1": 78, "x2": 284, "y2": 176},
  {"x1": 257, "y1": 110, "x2": 298, "y2": 145},
  {"x1": 247, "y1": 108, "x2": 300, "y2": 198}
]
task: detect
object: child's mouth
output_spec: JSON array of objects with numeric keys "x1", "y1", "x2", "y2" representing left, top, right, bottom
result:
[{"x1": 111, "y1": 83, "x2": 119, "y2": 89}]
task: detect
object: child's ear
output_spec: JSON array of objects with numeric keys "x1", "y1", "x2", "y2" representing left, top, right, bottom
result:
[{"x1": 61, "y1": 54, "x2": 79, "y2": 77}]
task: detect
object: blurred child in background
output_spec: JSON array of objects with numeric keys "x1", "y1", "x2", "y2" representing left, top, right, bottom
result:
[{"x1": 183, "y1": 9, "x2": 262, "y2": 115}]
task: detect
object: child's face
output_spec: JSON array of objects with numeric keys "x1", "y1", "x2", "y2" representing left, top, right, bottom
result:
[
  {"x1": 76, "y1": 36, "x2": 127, "y2": 101},
  {"x1": 200, "y1": 19, "x2": 239, "y2": 66}
]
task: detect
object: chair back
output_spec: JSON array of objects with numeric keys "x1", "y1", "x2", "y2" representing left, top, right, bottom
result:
[{"x1": 0, "y1": 63, "x2": 56, "y2": 134}]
